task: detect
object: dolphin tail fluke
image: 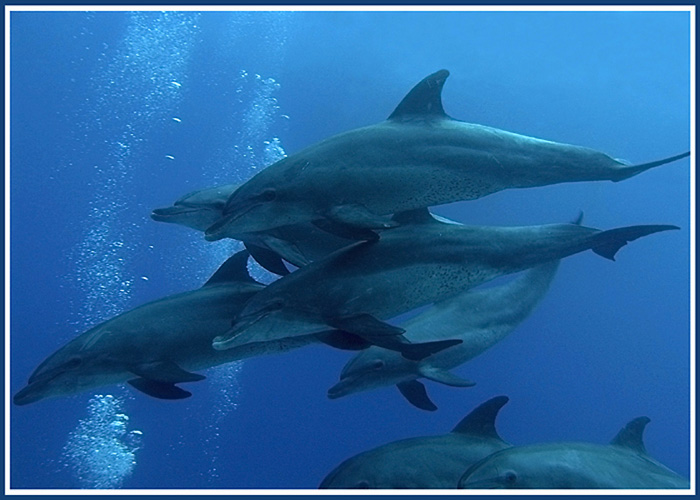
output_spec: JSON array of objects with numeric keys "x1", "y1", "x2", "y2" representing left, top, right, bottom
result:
[
  {"x1": 394, "y1": 338, "x2": 463, "y2": 361},
  {"x1": 613, "y1": 151, "x2": 690, "y2": 182},
  {"x1": 418, "y1": 366, "x2": 475, "y2": 387},
  {"x1": 592, "y1": 225, "x2": 680, "y2": 261},
  {"x1": 396, "y1": 380, "x2": 438, "y2": 411}
]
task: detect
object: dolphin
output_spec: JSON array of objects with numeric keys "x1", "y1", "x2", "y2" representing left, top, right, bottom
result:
[
  {"x1": 328, "y1": 259, "x2": 560, "y2": 411},
  {"x1": 458, "y1": 417, "x2": 690, "y2": 489},
  {"x1": 151, "y1": 183, "x2": 352, "y2": 275},
  {"x1": 211, "y1": 208, "x2": 677, "y2": 358},
  {"x1": 204, "y1": 69, "x2": 689, "y2": 242},
  {"x1": 12, "y1": 251, "x2": 323, "y2": 406},
  {"x1": 319, "y1": 395, "x2": 512, "y2": 489}
]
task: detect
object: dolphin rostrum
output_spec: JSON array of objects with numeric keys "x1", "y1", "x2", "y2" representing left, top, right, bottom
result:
[
  {"x1": 319, "y1": 395, "x2": 512, "y2": 489},
  {"x1": 12, "y1": 251, "x2": 323, "y2": 406},
  {"x1": 212, "y1": 208, "x2": 677, "y2": 358},
  {"x1": 458, "y1": 417, "x2": 690, "y2": 489},
  {"x1": 328, "y1": 259, "x2": 560, "y2": 411},
  {"x1": 151, "y1": 183, "x2": 351, "y2": 275},
  {"x1": 204, "y1": 69, "x2": 688, "y2": 242}
]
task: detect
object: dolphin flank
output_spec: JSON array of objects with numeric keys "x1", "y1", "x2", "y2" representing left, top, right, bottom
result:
[
  {"x1": 458, "y1": 417, "x2": 690, "y2": 489},
  {"x1": 204, "y1": 69, "x2": 689, "y2": 242},
  {"x1": 212, "y1": 208, "x2": 678, "y2": 358}
]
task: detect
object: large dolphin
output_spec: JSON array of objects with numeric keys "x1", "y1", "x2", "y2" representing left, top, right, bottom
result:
[
  {"x1": 458, "y1": 417, "x2": 689, "y2": 489},
  {"x1": 212, "y1": 208, "x2": 677, "y2": 357},
  {"x1": 328, "y1": 259, "x2": 560, "y2": 411},
  {"x1": 204, "y1": 69, "x2": 689, "y2": 242},
  {"x1": 12, "y1": 251, "x2": 322, "y2": 406},
  {"x1": 151, "y1": 183, "x2": 351, "y2": 275},
  {"x1": 319, "y1": 395, "x2": 511, "y2": 489}
]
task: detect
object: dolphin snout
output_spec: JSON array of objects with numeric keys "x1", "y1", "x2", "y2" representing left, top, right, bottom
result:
[
  {"x1": 13, "y1": 384, "x2": 43, "y2": 406},
  {"x1": 151, "y1": 206, "x2": 195, "y2": 221}
]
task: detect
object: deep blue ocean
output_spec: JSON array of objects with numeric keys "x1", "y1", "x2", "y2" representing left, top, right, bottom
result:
[{"x1": 9, "y1": 10, "x2": 691, "y2": 490}]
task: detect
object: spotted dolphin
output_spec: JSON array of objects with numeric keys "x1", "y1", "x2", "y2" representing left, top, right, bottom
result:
[
  {"x1": 458, "y1": 417, "x2": 690, "y2": 489},
  {"x1": 319, "y1": 396, "x2": 512, "y2": 489},
  {"x1": 12, "y1": 251, "x2": 321, "y2": 405},
  {"x1": 205, "y1": 70, "x2": 688, "y2": 242},
  {"x1": 212, "y1": 208, "x2": 677, "y2": 358},
  {"x1": 151, "y1": 183, "x2": 351, "y2": 274},
  {"x1": 328, "y1": 259, "x2": 560, "y2": 411}
]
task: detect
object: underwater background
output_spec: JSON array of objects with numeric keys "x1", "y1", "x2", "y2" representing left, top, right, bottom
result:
[{"x1": 9, "y1": 10, "x2": 691, "y2": 490}]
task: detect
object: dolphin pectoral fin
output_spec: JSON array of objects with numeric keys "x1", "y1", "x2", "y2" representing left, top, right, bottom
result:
[
  {"x1": 315, "y1": 330, "x2": 370, "y2": 350},
  {"x1": 261, "y1": 237, "x2": 310, "y2": 268},
  {"x1": 127, "y1": 378, "x2": 192, "y2": 400},
  {"x1": 396, "y1": 380, "x2": 438, "y2": 411},
  {"x1": 418, "y1": 366, "x2": 475, "y2": 387},
  {"x1": 364, "y1": 336, "x2": 463, "y2": 361},
  {"x1": 613, "y1": 151, "x2": 690, "y2": 182},
  {"x1": 591, "y1": 225, "x2": 679, "y2": 261},
  {"x1": 313, "y1": 219, "x2": 380, "y2": 241},
  {"x1": 244, "y1": 243, "x2": 290, "y2": 276},
  {"x1": 328, "y1": 314, "x2": 406, "y2": 337},
  {"x1": 129, "y1": 360, "x2": 206, "y2": 384}
]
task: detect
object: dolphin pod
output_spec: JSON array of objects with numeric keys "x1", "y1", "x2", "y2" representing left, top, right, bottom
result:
[
  {"x1": 15, "y1": 69, "x2": 688, "y2": 490},
  {"x1": 204, "y1": 69, "x2": 688, "y2": 244},
  {"x1": 458, "y1": 416, "x2": 690, "y2": 489},
  {"x1": 319, "y1": 396, "x2": 512, "y2": 489},
  {"x1": 328, "y1": 259, "x2": 561, "y2": 410}
]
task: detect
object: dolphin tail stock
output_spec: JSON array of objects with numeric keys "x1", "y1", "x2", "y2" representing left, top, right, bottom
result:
[
  {"x1": 612, "y1": 151, "x2": 690, "y2": 182},
  {"x1": 590, "y1": 224, "x2": 680, "y2": 261}
]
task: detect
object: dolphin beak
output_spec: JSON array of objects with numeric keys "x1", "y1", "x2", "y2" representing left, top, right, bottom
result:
[
  {"x1": 204, "y1": 214, "x2": 235, "y2": 241},
  {"x1": 13, "y1": 384, "x2": 44, "y2": 406},
  {"x1": 212, "y1": 309, "x2": 271, "y2": 350},
  {"x1": 151, "y1": 206, "x2": 196, "y2": 221}
]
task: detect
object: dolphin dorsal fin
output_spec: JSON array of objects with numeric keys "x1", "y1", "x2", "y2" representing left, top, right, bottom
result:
[
  {"x1": 388, "y1": 69, "x2": 450, "y2": 121},
  {"x1": 452, "y1": 395, "x2": 509, "y2": 440},
  {"x1": 204, "y1": 250, "x2": 258, "y2": 286},
  {"x1": 610, "y1": 416, "x2": 650, "y2": 455},
  {"x1": 391, "y1": 208, "x2": 439, "y2": 225}
]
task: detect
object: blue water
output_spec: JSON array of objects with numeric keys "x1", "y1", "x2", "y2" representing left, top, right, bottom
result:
[{"x1": 9, "y1": 10, "x2": 691, "y2": 490}]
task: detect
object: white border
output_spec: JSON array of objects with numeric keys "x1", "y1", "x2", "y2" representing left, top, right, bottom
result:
[{"x1": 4, "y1": 4, "x2": 696, "y2": 496}]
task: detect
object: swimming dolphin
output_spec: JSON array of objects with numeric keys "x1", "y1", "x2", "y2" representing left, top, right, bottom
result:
[
  {"x1": 204, "y1": 69, "x2": 689, "y2": 242},
  {"x1": 458, "y1": 417, "x2": 690, "y2": 489},
  {"x1": 212, "y1": 208, "x2": 677, "y2": 357},
  {"x1": 12, "y1": 251, "x2": 322, "y2": 406},
  {"x1": 151, "y1": 184, "x2": 351, "y2": 275},
  {"x1": 328, "y1": 259, "x2": 560, "y2": 411},
  {"x1": 319, "y1": 395, "x2": 512, "y2": 489}
]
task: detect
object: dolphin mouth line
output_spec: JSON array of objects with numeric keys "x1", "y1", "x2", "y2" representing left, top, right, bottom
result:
[
  {"x1": 213, "y1": 309, "x2": 272, "y2": 349},
  {"x1": 151, "y1": 207, "x2": 202, "y2": 220}
]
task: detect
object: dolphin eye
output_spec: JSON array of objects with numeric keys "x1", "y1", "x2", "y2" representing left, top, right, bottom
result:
[
  {"x1": 370, "y1": 360, "x2": 385, "y2": 370},
  {"x1": 502, "y1": 470, "x2": 517, "y2": 485},
  {"x1": 65, "y1": 357, "x2": 83, "y2": 370},
  {"x1": 260, "y1": 188, "x2": 277, "y2": 202},
  {"x1": 268, "y1": 298, "x2": 284, "y2": 311}
]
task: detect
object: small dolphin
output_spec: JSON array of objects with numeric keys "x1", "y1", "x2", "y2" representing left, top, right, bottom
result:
[
  {"x1": 152, "y1": 183, "x2": 351, "y2": 274},
  {"x1": 212, "y1": 208, "x2": 677, "y2": 358},
  {"x1": 458, "y1": 417, "x2": 689, "y2": 489},
  {"x1": 205, "y1": 69, "x2": 688, "y2": 241},
  {"x1": 328, "y1": 259, "x2": 560, "y2": 411},
  {"x1": 13, "y1": 251, "x2": 320, "y2": 405},
  {"x1": 319, "y1": 395, "x2": 511, "y2": 489}
]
